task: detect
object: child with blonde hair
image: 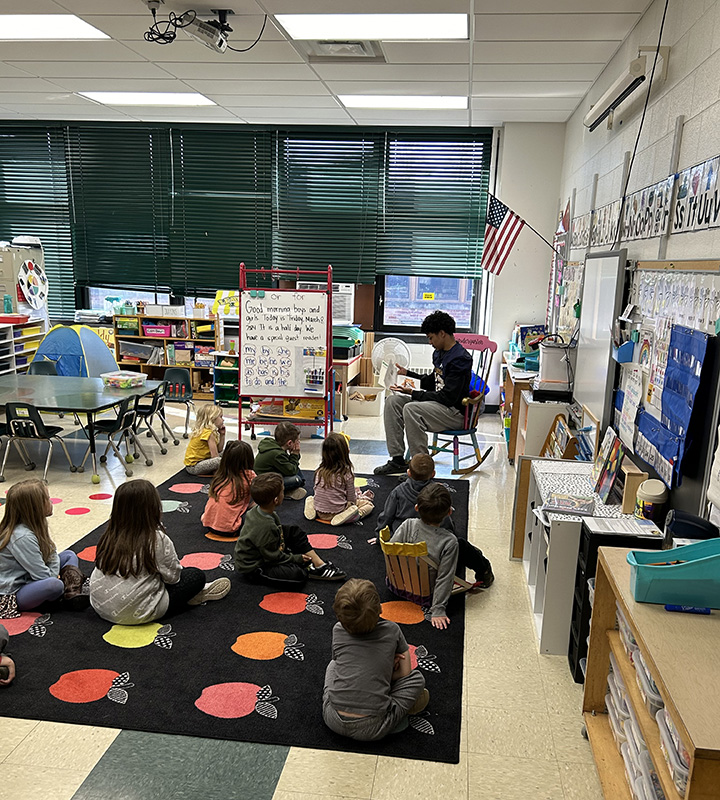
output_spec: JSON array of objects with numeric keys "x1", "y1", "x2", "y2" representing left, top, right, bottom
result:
[
  {"x1": 185, "y1": 403, "x2": 226, "y2": 475},
  {"x1": 0, "y1": 479, "x2": 80, "y2": 611},
  {"x1": 202, "y1": 440, "x2": 256, "y2": 539},
  {"x1": 305, "y1": 432, "x2": 374, "y2": 526}
]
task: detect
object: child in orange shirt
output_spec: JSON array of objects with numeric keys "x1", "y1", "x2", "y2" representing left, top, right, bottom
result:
[{"x1": 201, "y1": 441, "x2": 256, "y2": 539}]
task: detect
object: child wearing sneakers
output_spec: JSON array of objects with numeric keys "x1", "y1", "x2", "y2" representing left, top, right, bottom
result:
[
  {"x1": 305, "y1": 433, "x2": 374, "y2": 526},
  {"x1": 234, "y1": 473, "x2": 346, "y2": 588},
  {"x1": 390, "y1": 483, "x2": 494, "y2": 630},
  {"x1": 322, "y1": 578, "x2": 428, "y2": 742},
  {"x1": 375, "y1": 453, "x2": 453, "y2": 535},
  {"x1": 254, "y1": 422, "x2": 307, "y2": 500}
]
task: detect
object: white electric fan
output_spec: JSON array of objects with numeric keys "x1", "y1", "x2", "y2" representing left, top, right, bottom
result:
[{"x1": 371, "y1": 337, "x2": 412, "y2": 386}]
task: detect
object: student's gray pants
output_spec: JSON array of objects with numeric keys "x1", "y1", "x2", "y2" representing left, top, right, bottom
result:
[
  {"x1": 186, "y1": 457, "x2": 222, "y2": 475},
  {"x1": 384, "y1": 394, "x2": 464, "y2": 458},
  {"x1": 322, "y1": 662, "x2": 426, "y2": 741}
]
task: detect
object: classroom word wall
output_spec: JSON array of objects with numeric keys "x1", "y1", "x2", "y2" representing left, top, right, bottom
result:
[{"x1": 240, "y1": 291, "x2": 328, "y2": 397}]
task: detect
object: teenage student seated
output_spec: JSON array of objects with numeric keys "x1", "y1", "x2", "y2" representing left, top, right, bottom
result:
[
  {"x1": 375, "y1": 310, "x2": 473, "y2": 476},
  {"x1": 234, "y1": 473, "x2": 346, "y2": 587},
  {"x1": 322, "y1": 578, "x2": 428, "y2": 741},
  {"x1": 254, "y1": 421, "x2": 307, "y2": 500},
  {"x1": 390, "y1": 483, "x2": 494, "y2": 630}
]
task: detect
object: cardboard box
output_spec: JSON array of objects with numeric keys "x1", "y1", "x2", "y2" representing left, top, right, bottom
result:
[
  {"x1": 348, "y1": 385, "x2": 385, "y2": 416},
  {"x1": 359, "y1": 357, "x2": 374, "y2": 385}
]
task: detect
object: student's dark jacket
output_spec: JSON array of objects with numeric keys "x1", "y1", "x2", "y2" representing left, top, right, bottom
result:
[
  {"x1": 375, "y1": 477, "x2": 454, "y2": 534},
  {"x1": 254, "y1": 438, "x2": 300, "y2": 477},
  {"x1": 406, "y1": 341, "x2": 473, "y2": 413}
]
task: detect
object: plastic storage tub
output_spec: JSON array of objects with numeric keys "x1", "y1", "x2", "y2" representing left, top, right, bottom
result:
[
  {"x1": 348, "y1": 386, "x2": 385, "y2": 417},
  {"x1": 660, "y1": 708, "x2": 690, "y2": 766},
  {"x1": 617, "y1": 603, "x2": 640, "y2": 664},
  {"x1": 656, "y1": 709, "x2": 689, "y2": 796},
  {"x1": 635, "y1": 650, "x2": 664, "y2": 717},
  {"x1": 119, "y1": 340, "x2": 156, "y2": 360},
  {"x1": 142, "y1": 323, "x2": 172, "y2": 337},
  {"x1": 627, "y1": 538, "x2": 720, "y2": 608},
  {"x1": 627, "y1": 712, "x2": 648, "y2": 756},
  {"x1": 638, "y1": 749, "x2": 667, "y2": 800},
  {"x1": 101, "y1": 371, "x2": 148, "y2": 389},
  {"x1": 588, "y1": 577, "x2": 595, "y2": 607},
  {"x1": 621, "y1": 741, "x2": 640, "y2": 784},
  {"x1": 606, "y1": 692, "x2": 627, "y2": 750},
  {"x1": 608, "y1": 671, "x2": 630, "y2": 721}
]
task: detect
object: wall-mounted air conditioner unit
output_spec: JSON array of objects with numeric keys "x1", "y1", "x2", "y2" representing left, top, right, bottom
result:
[
  {"x1": 296, "y1": 282, "x2": 356, "y2": 325},
  {"x1": 583, "y1": 47, "x2": 669, "y2": 133}
]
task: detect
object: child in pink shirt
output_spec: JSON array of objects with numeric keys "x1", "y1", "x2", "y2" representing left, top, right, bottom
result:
[
  {"x1": 304, "y1": 433, "x2": 374, "y2": 526},
  {"x1": 201, "y1": 441, "x2": 256, "y2": 539}
]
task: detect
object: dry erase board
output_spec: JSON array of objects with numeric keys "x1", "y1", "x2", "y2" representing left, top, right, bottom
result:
[{"x1": 240, "y1": 291, "x2": 328, "y2": 397}]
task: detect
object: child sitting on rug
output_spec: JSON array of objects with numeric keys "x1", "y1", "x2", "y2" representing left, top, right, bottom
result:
[
  {"x1": 0, "y1": 479, "x2": 81, "y2": 611},
  {"x1": 184, "y1": 403, "x2": 226, "y2": 476},
  {"x1": 390, "y1": 483, "x2": 494, "y2": 630},
  {"x1": 253, "y1": 421, "x2": 307, "y2": 500},
  {"x1": 375, "y1": 453, "x2": 453, "y2": 536},
  {"x1": 322, "y1": 578, "x2": 428, "y2": 741},
  {"x1": 304, "y1": 432, "x2": 374, "y2": 526},
  {"x1": 201, "y1": 440, "x2": 256, "y2": 540},
  {"x1": 234, "y1": 473, "x2": 346, "y2": 587},
  {"x1": 90, "y1": 479, "x2": 231, "y2": 625}
]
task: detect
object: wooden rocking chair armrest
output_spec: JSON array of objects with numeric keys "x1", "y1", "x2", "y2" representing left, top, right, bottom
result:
[{"x1": 462, "y1": 394, "x2": 485, "y2": 408}]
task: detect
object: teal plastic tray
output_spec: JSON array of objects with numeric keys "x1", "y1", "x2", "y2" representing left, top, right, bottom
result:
[{"x1": 627, "y1": 538, "x2": 720, "y2": 608}]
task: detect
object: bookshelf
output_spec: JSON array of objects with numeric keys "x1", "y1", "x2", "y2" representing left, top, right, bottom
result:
[
  {"x1": 540, "y1": 413, "x2": 579, "y2": 460},
  {"x1": 113, "y1": 314, "x2": 220, "y2": 401},
  {"x1": 0, "y1": 317, "x2": 48, "y2": 375}
]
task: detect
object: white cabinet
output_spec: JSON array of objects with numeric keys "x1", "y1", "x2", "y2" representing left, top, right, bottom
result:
[{"x1": 0, "y1": 318, "x2": 47, "y2": 375}]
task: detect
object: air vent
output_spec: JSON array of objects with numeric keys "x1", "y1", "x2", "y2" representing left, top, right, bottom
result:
[{"x1": 298, "y1": 40, "x2": 386, "y2": 63}]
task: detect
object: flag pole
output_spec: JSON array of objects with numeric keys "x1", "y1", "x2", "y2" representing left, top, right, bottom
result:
[{"x1": 521, "y1": 218, "x2": 566, "y2": 260}]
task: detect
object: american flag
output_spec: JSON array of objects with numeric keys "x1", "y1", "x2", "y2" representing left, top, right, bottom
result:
[{"x1": 480, "y1": 194, "x2": 525, "y2": 276}]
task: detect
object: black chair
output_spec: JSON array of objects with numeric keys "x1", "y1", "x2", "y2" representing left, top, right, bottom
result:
[
  {"x1": 165, "y1": 367, "x2": 195, "y2": 439},
  {"x1": 134, "y1": 380, "x2": 179, "y2": 454},
  {"x1": 78, "y1": 396, "x2": 152, "y2": 478},
  {"x1": 663, "y1": 509, "x2": 719, "y2": 549},
  {"x1": 27, "y1": 360, "x2": 58, "y2": 376},
  {"x1": 0, "y1": 402, "x2": 77, "y2": 483}
]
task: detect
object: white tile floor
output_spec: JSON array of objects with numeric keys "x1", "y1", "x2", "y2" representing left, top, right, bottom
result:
[{"x1": 0, "y1": 406, "x2": 603, "y2": 800}]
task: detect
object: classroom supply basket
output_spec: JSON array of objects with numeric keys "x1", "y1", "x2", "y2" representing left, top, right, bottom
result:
[
  {"x1": 101, "y1": 371, "x2": 148, "y2": 389},
  {"x1": 627, "y1": 538, "x2": 720, "y2": 608}
]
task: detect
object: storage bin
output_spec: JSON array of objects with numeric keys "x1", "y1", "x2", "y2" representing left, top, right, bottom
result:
[
  {"x1": 621, "y1": 742, "x2": 640, "y2": 784},
  {"x1": 638, "y1": 749, "x2": 667, "y2": 800},
  {"x1": 15, "y1": 355, "x2": 28, "y2": 366},
  {"x1": 617, "y1": 603, "x2": 640, "y2": 664},
  {"x1": 609, "y1": 650, "x2": 629, "y2": 694},
  {"x1": 606, "y1": 692, "x2": 627, "y2": 750},
  {"x1": 660, "y1": 708, "x2": 690, "y2": 767},
  {"x1": 348, "y1": 385, "x2": 385, "y2": 416},
  {"x1": 612, "y1": 340, "x2": 635, "y2": 363},
  {"x1": 635, "y1": 654, "x2": 664, "y2": 719},
  {"x1": 634, "y1": 776, "x2": 648, "y2": 800},
  {"x1": 627, "y1": 713, "x2": 648, "y2": 756},
  {"x1": 656, "y1": 709, "x2": 688, "y2": 796},
  {"x1": 101, "y1": 371, "x2": 148, "y2": 389},
  {"x1": 627, "y1": 538, "x2": 720, "y2": 608},
  {"x1": 626, "y1": 725, "x2": 642, "y2": 777},
  {"x1": 608, "y1": 671, "x2": 630, "y2": 721},
  {"x1": 119, "y1": 341, "x2": 156, "y2": 359},
  {"x1": 15, "y1": 325, "x2": 41, "y2": 338},
  {"x1": 142, "y1": 323, "x2": 172, "y2": 337},
  {"x1": 588, "y1": 577, "x2": 595, "y2": 607}
]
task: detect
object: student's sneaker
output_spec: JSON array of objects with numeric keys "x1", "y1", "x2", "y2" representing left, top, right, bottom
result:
[
  {"x1": 307, "y1": 561, "x2": 346, "y2": 581},
  {"x1": 409, "y1": 688, "x2": 430, "y2": 715},
  {"x1": 471, "y1": 566, "x2": 495, "y2": 591},
  {"x1": 287, "y1": 487, "x2": 307, "y2": 500},
  {"x1": 304, "y1": 496, "x2": 316, "y2": 520},
  {"x1": 373, "y1": 458, "x2": 408, "y2": 476},
  {"x1": 188, "y1": 577, "x2": 232, "y2": 605},
  {"x1": 331, "y1": 505, "x2": 361, "y2": 526}
]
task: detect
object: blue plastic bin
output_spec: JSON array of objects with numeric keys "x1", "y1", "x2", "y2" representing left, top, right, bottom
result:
[
  {"x1": 627, "y1": 538, "x2": 720, "y2": 608},
  {"x1": 612, "y1": 341, "x2": 635, "y2": 364}
]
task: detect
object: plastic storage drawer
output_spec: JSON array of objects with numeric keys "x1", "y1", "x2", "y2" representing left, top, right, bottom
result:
[
  {"x1": 656, "y1": 709, "x2": 689, "y2": 796},
  {"x1": 635, "y1": 650, "x2": 664, "y2": 717}
]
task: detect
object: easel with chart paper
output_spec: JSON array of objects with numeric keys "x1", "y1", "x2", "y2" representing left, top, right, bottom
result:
[{"x1": 238, "y1": 263, "x2": 334, "y2": 439}]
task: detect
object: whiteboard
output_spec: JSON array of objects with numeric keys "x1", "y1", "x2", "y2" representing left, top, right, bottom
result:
[
  {"x1": 240, "y1": 291, "x2": 328, "y2": 397},
  {"x1": 573, "y1": 250, "x2": 626, "y2": 432}
]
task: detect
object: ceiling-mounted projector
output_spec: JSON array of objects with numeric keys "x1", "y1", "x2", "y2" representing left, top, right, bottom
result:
[
  {"x1": 183, "y1": 17, "x2": 228, "y2": 53},
  {"x1": 583, "y1": 47, "x2": 669, "y2": 133}
]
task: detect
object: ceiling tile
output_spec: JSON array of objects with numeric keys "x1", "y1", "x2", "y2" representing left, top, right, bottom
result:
[
  {"x1": 183, "y1": 79, "x2": 331, "y2": 95},
  {"x1": 473, "y1": 64, "x2": 601, "y2": 82},
  {"x1": 473, "y1": 13, "x2": 639, "y2": 41},
  {"x1": 55, "y1": 0, "x2": 264, "y2": 12},
  {"x1": 0, "y1": 41, "x2": 143, "y2": 61},
  {"x1": 158, "y1": 62, "x2": 316, "y2": 80},
  {"x1": 235, "y1": 107, "x2": 352, "y2": 120},
  {"x1": 381, "y1": 42, "x2": 470, "y2": 64},
  {"x1": 312, "y1": 64, "x2": 469, "y2": 82},
  {"x1": 472, "y1": 81, "x2": 591, "y2": 97},
  {"x1": 0, "y1": 102, "x2": 104, "y2": 113},
  {"x1": 120, "y1": 106, "x2": 240, "y2": 119},
  {"x1": 0, "y1": 0, "x2": 66, "y2": 10},
  {"x1": 0, "y1": 63, "x2": 34, "y2": 78},
  {"x1": 474, "y1": 0, "x2": 650, "y2": 11},
  {"x1": 348, "y1": 110, "x2": 471, "y2": 125},
  {"x1": 325, "y1": 81, "x2": 468, "y2": 95},
  {"x1": 49, "y1": 78, "x2": 193, "y2": 92},
  {"x1": 18, "y1": 109, "x2": 136, "y2": 120},
  {"x1": 472, "y1": 41, "x2": 619, "y2": 63},
  {"x1": 474, "y1": 109, "x2": 572, "y2": 123},
  {"x1": 471, "y1": 96, "x2": 580, "y2": 111},
  {"x1": 240, "y1": 116, "x2": 356, "y2": 125},
  {"x1": 208, "y1": 94, "x2": 340, "y2": 108},
  {"x1": 265, "y1": 0, "x2": 470, "y2": 11},
  {"x1": 7, "y1": 61, "x2": 175, "y2": 79},
  {"x1": 120, "y1": 39, "x2": 303, "y2": 64},
  {"x1": 0, "y1": 92, "x2": 80, "y2": 103},
  {"x1": 0, "y1": 77, "x2": 74, "y2": 92}
]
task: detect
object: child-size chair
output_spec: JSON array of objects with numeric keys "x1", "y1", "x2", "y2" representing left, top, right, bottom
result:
[
  {"x1": 429, "y1": 334, "x2": 497, "y2": 475},
  {"x1": 379, "y1": 526, "x2": 473, "y2": 606},
  {"x1": 164, "y1": 367, "x2": 195, "y2": 439}
]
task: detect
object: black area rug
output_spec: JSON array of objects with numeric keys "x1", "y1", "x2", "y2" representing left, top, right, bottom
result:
[{"x1": 1, "y1": 472, "x2": 468, "y2": 764}]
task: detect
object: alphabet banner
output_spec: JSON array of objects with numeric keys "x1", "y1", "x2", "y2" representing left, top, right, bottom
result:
[
  {"x1": 672, "y1": 156, "x2": 720, "y2": 234},
  {"x1": 570, "y1": 212, "x2": 591, "y2": 250},
  {"x1": 621, "y1": 176, "x2": 674, "y2": 241},
  {"x1": 590, "y1": 200, "x2": 622, "y2": 247}
]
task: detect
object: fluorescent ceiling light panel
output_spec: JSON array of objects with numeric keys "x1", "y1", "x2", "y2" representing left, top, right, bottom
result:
[
  {"x1": 339, "y1": 95, "x2": 468, "y2": 110},
  {"x1": 276, "y1": 14, "x2": 467, "y2": 41},
  {"x1": 78, "y1": 92, "x2": 216, "y2": 106},
  {"x1": 0, "y1": 15, "x2": 109, "y2": 40}
]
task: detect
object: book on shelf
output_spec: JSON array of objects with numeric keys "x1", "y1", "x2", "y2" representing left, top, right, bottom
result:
[{"x1": 542, "y1": 492, "x2": 595, "y2": 516}]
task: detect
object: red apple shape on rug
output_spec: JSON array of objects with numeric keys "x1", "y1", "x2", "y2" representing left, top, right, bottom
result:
[
  {"x1": 77, "y1": 545, "x2": 97, "y2": 562},
  {"x1": 195, "y1": 682, "x2": 279, "y2": 719},
  {"x1": 50, "y1": 669, "x2": 120, "y2": 703},
  {"x1": 3, "y1": 612, "x2": 45, "y2": 636},
  {"x1": 259, "y1": 591, "x2": 324, "y2": 616}
]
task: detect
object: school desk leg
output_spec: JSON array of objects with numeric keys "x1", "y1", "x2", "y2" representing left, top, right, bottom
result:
[{"x1": 79, "y1": 412, "x2": 100, "y2": 483}]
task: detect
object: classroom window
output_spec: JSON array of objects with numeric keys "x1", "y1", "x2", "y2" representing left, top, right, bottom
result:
[{"x1": 381, "y1": 275, "x2": 474, "y2": 329}]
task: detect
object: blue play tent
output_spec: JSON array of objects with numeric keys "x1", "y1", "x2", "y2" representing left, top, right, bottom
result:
[{"x1": 30, "y1": 325, "x2": 118, "y2": 377}]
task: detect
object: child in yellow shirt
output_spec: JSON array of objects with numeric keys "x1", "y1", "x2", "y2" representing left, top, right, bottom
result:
[{"x1": 184, "y1": 404, "x2": 225, "y2": 475}]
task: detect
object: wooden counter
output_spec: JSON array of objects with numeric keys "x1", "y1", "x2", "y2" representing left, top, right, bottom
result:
[{"x1": 584, "y1": 547, "x2": 720, "y2": 799}]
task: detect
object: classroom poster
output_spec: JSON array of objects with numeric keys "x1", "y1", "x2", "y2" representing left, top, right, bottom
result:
[
  {"x1": 621, "y1": 176, "x2": 674, "y2": 241},
  {"x1": 638, "y1": 321, "x2": 654, "y2": 373},
  {"x1": 619, "y1": 367, "x2": 643, "y2": 453},
  {"x1": 647, "y1": 316, "x2": 671, "y2": 409},
  {"x1": 570, "y1": 212, "x2": 591, "y2": 250}
]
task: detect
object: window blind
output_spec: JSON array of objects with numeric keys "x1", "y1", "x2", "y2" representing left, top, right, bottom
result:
[
  {"x1": 67, "y1": 126, "x2": 171, "y2": 292},
  {"x1": 0, "y1": 127, "x2": 74, "y2": 318},
  {"x1": 377, "y1": 131, "x2": 493, "y2": 279},
  {"x1": 170, "y1": 128, "x2": 272, "y2": 294},
  {"x1": 273, "y1": 130, "x2": 381, "y2": 284}
]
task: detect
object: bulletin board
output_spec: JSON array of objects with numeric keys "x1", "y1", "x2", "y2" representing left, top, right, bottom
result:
[{"x1": 240, "y1": 291, "x2": 328, "y2": 398}]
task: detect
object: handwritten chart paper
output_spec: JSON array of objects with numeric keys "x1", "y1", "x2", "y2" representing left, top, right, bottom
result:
[{"x1": 241, "y1": 291, "x2": 328, "y2": 397}]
